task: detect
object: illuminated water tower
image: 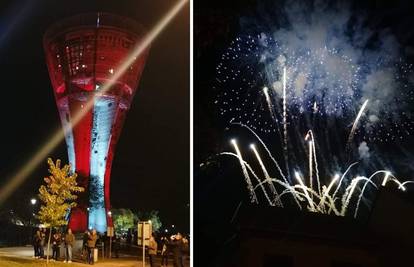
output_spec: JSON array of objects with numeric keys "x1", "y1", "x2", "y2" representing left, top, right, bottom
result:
[{"x1": 44, "y1": 13, "x2": 149, "y2": 233}]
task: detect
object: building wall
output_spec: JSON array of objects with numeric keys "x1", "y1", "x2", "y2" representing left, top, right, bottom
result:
[{"x1": 240, "y1": 237, "x2": 378, "y2": 267}]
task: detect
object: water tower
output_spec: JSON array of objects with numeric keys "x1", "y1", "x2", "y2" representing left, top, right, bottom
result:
[{"x1": 44, "y1": 13, "x2": 149, "y2": 233}]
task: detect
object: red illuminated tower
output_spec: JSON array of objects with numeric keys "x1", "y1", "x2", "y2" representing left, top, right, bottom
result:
[{"x1": 44, "y1": 13, "x2": 149, "y2": 233}]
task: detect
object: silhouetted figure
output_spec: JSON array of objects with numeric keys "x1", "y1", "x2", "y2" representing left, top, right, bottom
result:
[
  {"x1": 160, "y1": 236, "x2": 170, "y2": 267},
  {"x1": 112, "y1": 233, "x2": 120, "y2": 258},
  {"x1": 170, "y1": 233, "x2": 184, "y2": 267},
  {"x1": 33, "y1": 229, "x2": 41, "y2": 259},
  {"x1": 39, "y1": 228, "x2": 46, "y2": 258},
  {"x1": 82, "y1": 231, "x2": 89, "y2": 258}
]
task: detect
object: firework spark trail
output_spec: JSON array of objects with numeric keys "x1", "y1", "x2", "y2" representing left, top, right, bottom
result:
[
  {"x1": 381, "y1": 171, "x2": 391, "y2": 186},
  {"x1": 294, "y1": 172, "x2": 316, "y2": 211},
  {"x1": 222, "y1": 152, "x2": 274, "y2": 206},
  {"x1": 231, "y1": 140, "x2": 258, "y2": 203},
  {"x1": 346, "y1": 99, "x2": 369, "y2": 149},
  {"x1": 308, "y1": 141, "x2": 313, "y2": 191},
  {"x1": 226, "y1": 127, "x2": 409, "y2": 217},
  {"x1": 304, "y1": 132, "x2": 313, "y2": 192},
  {"x1": 224, "y1": 149, "x2": 298, "y2": 208},
  {"x1": 340, "y1": 176, "x2": 378, "y2": 216},
  {"x1": 273, "y1": 189, "x2": 304, "y2": 204},
  {"x1": 226, "y1": 139, "x2": 407, "y2": 217},
  {"x1": 254, "y1": 178, "x2": 295, "y2": 195},
  {"x1": 231, "y1": 123, "x2": 288, "y2": 183},
  {"x1": 263, "y1": 87, "x2": 277, "y2": 122},
  {"x1": 332, "y1": 162, "x2": 359, "y2": 199},
  {"x1": 290, "y1": 185, "x2": 341, "y2": 215},
  {"x1": 390, "y1": 177, "x2": 407, "y2": 191},
  {"x1": 312, "y1": 138, "x2": 322, "y2": 196},
  {"x1": 253, "y1": 178, "x2": 298, "y2": 207},
  {"x1": 231, "y1": 122, "x2": 302, "y2": 208},
  {"x1": 318, "y1": 174, "x2": 339, "y2": 212},
  {"x1": 251, "y1": 144, "x2": 283, "y2": 207},
  {"x1": 306, "y1": 130, "x2": 321, "y2": 195},
  {"x1": 400, "y1": 181, "x2": 414, "y2": 188},
  {"x1": 282, "y1": 67, "x2": 290, "y2": 181},
  {"x1": 353, "y1": 170, "x2": 391, "y2": 218}
]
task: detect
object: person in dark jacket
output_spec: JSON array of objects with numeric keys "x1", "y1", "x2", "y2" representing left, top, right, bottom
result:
[
  {"x1": 39, "y1": 228, "x2": 46, "y2": 258},
  {"x1": 51, "y1": 231, "x2": 61, "y2": 261},
  {"x1": 170, "y1": 233, "x2": 184, "y2": 267},
  {"x1": 160, "y1": 236, "x2": 169, "y2": 267},
  {"x1": 87, "y1": 229, "x2": 98, "y2": 265},
  {"x1": 82, "y1": 230, "x2": 89, "y2": 259},
  {"x1": 32, "y1": 229, "x2": 41, "y2": 259},
  {"x1": 181, "y1": 236, "x2": 189, "y2": 265},
  {"x1": 112, "y1": 233, "x2": 120, "y2": 258}
]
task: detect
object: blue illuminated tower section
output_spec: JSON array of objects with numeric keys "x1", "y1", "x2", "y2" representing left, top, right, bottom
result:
[{"x1": 44, "y1": 13, "x2": 149, "y2": 233}]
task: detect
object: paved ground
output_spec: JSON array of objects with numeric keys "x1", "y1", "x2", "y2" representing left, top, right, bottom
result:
[{"x1": 0, "y1": 246, "x2": 190, "y2": 266}]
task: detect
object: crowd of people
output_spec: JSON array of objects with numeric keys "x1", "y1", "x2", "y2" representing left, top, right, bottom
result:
[
  {"x1": 32, "y1": 227, "x2": 97, "y2": 264},
  {"x1": 32, "y1": 227, "x2": 189, "y2": 266},
  {"x1": 148, "y1": 232, "x2": 190, "y2": 267}
]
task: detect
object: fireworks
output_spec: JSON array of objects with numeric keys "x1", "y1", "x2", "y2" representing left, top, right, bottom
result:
[
  {"x1": 212, "y1": 0, "x2": 414, "y2": 218},
  {"x1": 224, "y1": 123, "x2": 407, "y2": 217},
  {"x1": 215, "y1": 0, "x2": 414, "y2": 142}
]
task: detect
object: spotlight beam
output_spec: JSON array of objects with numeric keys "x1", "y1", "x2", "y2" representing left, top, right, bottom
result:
[{"x1": 0, "y1": 0, "x2": 188, "y2": 206}]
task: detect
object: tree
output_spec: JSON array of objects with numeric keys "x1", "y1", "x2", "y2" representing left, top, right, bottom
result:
[
  {"x1": 112, "y1": 208, "x2": 137, "y2": 234},
  {"x1": 136, "y1": 210, "x2": 162, "y2": 233},
  {"x1": 112, "y1": 209, "x2": 163, "y2": 233},
  {"x1": 36, "y1": 158, "x2": 84, "y2": 263}
]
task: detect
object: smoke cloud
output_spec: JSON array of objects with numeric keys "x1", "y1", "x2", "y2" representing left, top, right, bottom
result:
[
  {"x1": 253, "y1": 0, "x2": 412, "y2": 121},
  {"x1": 358, "y1": 141, "x2": 370, "y2": 160}
]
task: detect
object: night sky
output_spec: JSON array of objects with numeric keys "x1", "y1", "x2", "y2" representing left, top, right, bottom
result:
[
  {"x1": 195, "y1": 0, "x2": 414, "y2": 265},
  {"x1": 0, "y1": 0, "x2": 189, "y2": 231}
]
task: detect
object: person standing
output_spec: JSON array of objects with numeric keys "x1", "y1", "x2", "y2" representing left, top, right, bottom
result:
[
  {"x1": 160, "y1": 236, "x2": 170, "y2": 267},
  {"x1": 170, "y1": 233, "x2": 184, "y2": 267},
  {"x1": 64, "y1": 228, "x2": 75, "y2": 263},
  {"x1": 87, "y1": 229, "x2": 98, "y2": 265},
  {"x1": 112, "y1": 233, "x2": 120, "y2": 258},
  {"x1": 32, "y1": 229, "x2": 41, "y2": 258},
  {"x1": 39, "y1": 228, "x2": 46, "y2": 258},
  {"x1": 51, "y1": 231, "x2": 61, "y2": 261},
  {"x1": 82, "y1": 230, "x2": 89, "y2": 259},
  {"x1": 181, "y1": 236, "x2": 189, "y2": 265},
  {"x1": 148, "y1": 234, "x2": 158, "y2": 267}
]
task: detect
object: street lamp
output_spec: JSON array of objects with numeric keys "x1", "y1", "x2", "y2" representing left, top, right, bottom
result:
[{"x1": 29, "y1": 198, "x2": 37, "y2": 227}]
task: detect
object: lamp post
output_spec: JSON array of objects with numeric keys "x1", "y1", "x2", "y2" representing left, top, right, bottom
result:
[
  {"x1": 29, "y1": 198, "x2": 37, "y2": 226},
  {"x1": 107, "y1": 211, "x2": 113, "y2": 258}
]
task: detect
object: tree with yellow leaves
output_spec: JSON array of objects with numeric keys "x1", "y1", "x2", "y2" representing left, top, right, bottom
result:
[{"x1": 36, "y1": 158, "x2": 84, "y2": 263}]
